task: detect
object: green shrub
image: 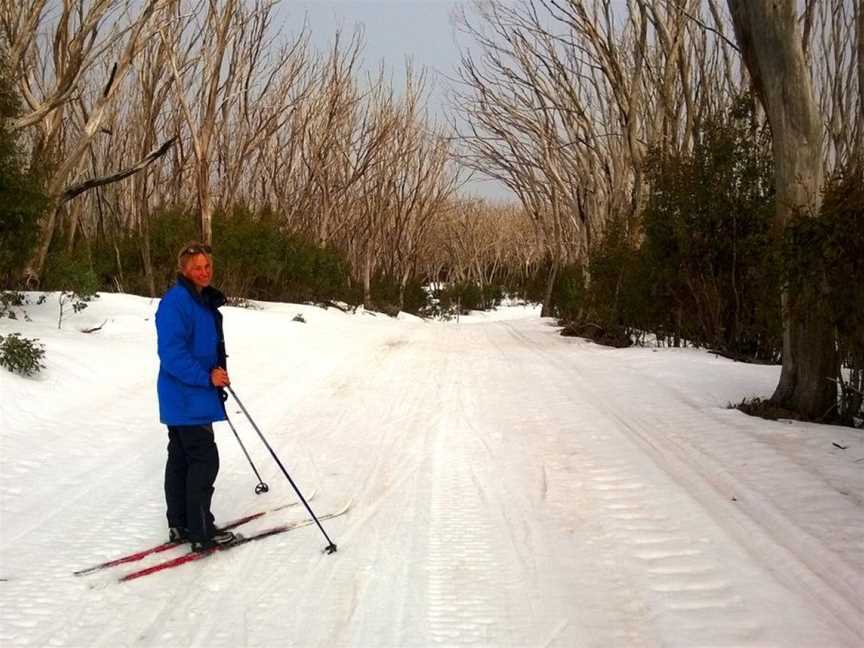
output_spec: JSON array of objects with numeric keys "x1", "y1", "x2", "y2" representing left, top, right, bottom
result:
[
  {"x1": 0, "y1": 58, "x2": 48, "y2": 285},
  {"x1": 783, "y1": 167, "x2": 864, "y2": 425},
  {"x1": 214, "y1": 206, "x2": 285, "y2": 298},
  {"x1": 0, "y1": 291, "x2": 30, "y2": 320},
  {"x1": 399, "y1": 281, "x2": 429, "y2": 314},
  {"x1": 433, "y1": 282, "x2": 503, "y2": 315},
  {"x1": 283, "y1": 237, "x2": 354, "y2": 304},
  {"x1": 82, "y1": 204, "x2": 356, "y2": 303},
  {"x1": 0, "y1": 332, "x2": 45, "y2": 376},
  {"x1": 552, "y1": 98, "x2": 780, "y2": 356},
  {"x1": 638, "y1": 101, "x2": 777, "y2": 355},
  {"x1": 41, "y1": 248, "x2": 100, "y2": 328},
  {"x1": 367, "y1": 277, "x2": 428, "y2": 315},
  {"x1": 548, "y1": 264, "x2": 587, "y2": 321},
  {"x1": 149, "y1": 205, "x2": 200, "y2": 288},
  {"x1": 42, "y1": 248, "x2": 100, "y2": 296},
  {"x1": 211, "y1": 206, "x2": 355, "y2": 304}
]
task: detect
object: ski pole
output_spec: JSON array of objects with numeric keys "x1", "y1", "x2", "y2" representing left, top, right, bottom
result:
[
  {"x1": 224, "y1": 413, "x2": 270, "y2": 495},
  {"x1": 226, "y1": 385, "x2": 338, "y2": 554}
]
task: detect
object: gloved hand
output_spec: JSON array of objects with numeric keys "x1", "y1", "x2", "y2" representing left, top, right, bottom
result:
[{"x1": 210, "y1": 367, "x2": 230, "y2": 387}]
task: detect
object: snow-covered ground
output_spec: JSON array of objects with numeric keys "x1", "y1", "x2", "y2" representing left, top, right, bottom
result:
[{"x1": 1, "y1": 293, "x2": 861, "y2": 648}]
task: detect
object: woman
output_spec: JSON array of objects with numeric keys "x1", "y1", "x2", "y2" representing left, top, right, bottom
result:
[{"x1": 155, "y1": 242, "x2": 236, "y2": 551}]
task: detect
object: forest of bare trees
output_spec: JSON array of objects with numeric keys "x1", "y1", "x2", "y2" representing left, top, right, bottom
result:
[
  {"x1": 450, "y1": 0, "x2": 861, "y2": 423},
  {"x1": 453, "y1": 0, "x2": 858, "y2": 307},
  {"x1": 1, "y1": 0, "x2": 861, "y2": 424},
  {"x1": 1, "y1": 0, "x2": 466, "y2": 308}
]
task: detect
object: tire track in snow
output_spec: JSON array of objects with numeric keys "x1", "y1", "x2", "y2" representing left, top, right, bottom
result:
[
  {"x1": 426, "y1": 418, "x2": 516, "y2": 646},
  {"x1": 613, "y1": 405, "x2": 864, "y2": 639},
  {"x1": 547, "y1": 336, "x2": 864, "y2": 641},
  {"x1": 579, "y1": 454, "x2": 762, "y2": 646},
  {"x1": 498, "y1": 320, "x2": 860, "y2": 647},
  {"x1": 424, "y1": 324, "x2": 651, "y2": 647},
  {"x1": 579, "y1": 351, "x2": 863, "y2": 567}
]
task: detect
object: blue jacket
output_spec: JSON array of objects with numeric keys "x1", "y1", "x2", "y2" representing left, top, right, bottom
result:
[{"x1": 155, "y1": 276, "x2": 228, "y2": 426}]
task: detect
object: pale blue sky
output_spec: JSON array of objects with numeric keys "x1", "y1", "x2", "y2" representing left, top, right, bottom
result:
[
  {"x1": 276, "y1": 1, "x2": 511, "y2": 200},
  {"x1": 279, "y1": 1, "x2": 463, "y2": 110}
]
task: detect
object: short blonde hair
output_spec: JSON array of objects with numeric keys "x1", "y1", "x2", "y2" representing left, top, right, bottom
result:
[{"x1": 177, "y1": 241, "x2": 212, "y2": 272}]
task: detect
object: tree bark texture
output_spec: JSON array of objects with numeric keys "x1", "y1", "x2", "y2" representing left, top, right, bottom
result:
[{"x1": 728, "y1": 0, "x2": 837, "y2": 420}]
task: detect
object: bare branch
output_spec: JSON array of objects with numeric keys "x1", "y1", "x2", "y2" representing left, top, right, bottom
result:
[{"x1": 60, "y1": 137, "x2": 176, "y2": 204}]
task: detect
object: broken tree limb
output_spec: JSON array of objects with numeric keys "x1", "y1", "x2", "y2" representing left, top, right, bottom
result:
[{"x1": 60, "y1": 137, "x2": 176, "y2": 205}]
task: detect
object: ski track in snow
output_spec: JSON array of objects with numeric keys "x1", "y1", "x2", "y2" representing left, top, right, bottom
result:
[{"x1": 1, "y1": 295, "x2": 862, "y2": 647}]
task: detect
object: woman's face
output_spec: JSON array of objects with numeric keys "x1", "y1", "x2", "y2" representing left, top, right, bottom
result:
[{"x1": 182, "y1": 253, "x2": 213, "y2": 291}]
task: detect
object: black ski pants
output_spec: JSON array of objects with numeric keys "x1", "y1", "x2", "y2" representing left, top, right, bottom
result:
[{"x1": 165, "y1": 424, "x2": 219, "y2": 542}]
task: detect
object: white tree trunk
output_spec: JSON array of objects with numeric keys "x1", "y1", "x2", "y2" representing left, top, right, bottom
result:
[{"x1": 728, "y1": 0, "x2": 837, "y2": 419}]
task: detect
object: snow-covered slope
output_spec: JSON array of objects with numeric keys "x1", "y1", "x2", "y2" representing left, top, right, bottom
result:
[{"x1": 1, "y1": 294, "x2": 861, "y2": 647}]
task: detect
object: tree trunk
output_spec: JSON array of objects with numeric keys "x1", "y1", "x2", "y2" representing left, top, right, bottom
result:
[
  {"x1": 857, "y1": 3, "x2": 864, "y2": 165},
  {"x1": 398, "y1": 267, "x2": 411, "y2": 312},
  {"x1": 139, "y1": 183, "x2": 156, "y2": 297},
  {"x1": 540, "y1": 258, "x2": 558, "y2": 318},
  {"x1": 25, "y1": 205, "x2": 60, "y2": 286},
  {"x1": 198, "y1": 156, "x2": 214, "y2": 245},
  {"x1": 727, "y1": 0, "x2": 837, "y2": 420},
  {"x1": 362, "y1": 247, "x2": 373, "y2": 309}
]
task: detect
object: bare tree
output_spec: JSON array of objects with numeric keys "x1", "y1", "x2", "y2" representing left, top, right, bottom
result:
[
  {"x1": 216, "y1": 8, "x2": 312, "y2": 212},
  {"x1": 809, "y1": 0, "x2": 861, "y2": 172},
  {"x1": 12, "y1": 0, "x2": 165, "y2": 285},
  {"x1": 857, "y1": 0, "x2": 864, "y2": 164},
  {"x1": 453, "y1": 1, "x2": 656, "y2": 314},
  {"x1": 3, "y1": 0, "x2": 114, "y2": 133},
  {"x1": 124, "y1": 22, "x2": 181, "y2": 296},
  {"x1": 161, "y1": 0, "x2": 251, "y2": 244},
  {"x1": 727, "y1": 0, "x2": 837, "y2": 419},
  {"x1": 384, "y1": 70, "x2": 461, "y2": 309}
]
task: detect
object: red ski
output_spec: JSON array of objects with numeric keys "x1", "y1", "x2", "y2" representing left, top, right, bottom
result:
[
  {"x1": 119, "y1": 501, "x2": 351, "y2": 583},
  {"x1": 73, "y1": 494, "x2": 316, "y2": 577}
]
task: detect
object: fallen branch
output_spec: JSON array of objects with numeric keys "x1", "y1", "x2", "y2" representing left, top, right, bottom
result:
[{"x1": 81, "y1": 319, "x2": 108, "y2": 334}]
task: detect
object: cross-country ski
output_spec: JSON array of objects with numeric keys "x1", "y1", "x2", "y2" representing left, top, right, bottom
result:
[
  {"x1": 119, "y1": 502, "x2": 351, "y2": 583},
  {"x1": 72, "y1": 494, "x2": 315, "y2": 576}
]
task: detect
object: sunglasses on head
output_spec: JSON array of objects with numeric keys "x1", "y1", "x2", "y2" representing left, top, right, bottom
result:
[{"x1": 182, "y1": 244, "x2": 212, "y2": 256}]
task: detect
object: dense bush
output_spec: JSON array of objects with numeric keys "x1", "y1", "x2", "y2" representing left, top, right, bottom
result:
[
  {"x1": 0, "y1": 59, "x2": 48, "y2": 287},
  {"x1": 367, "y1": 277, "x2": 427, "y2": 315},
  {"x1": 783, "y1": 168, "x2": 864, "y2": 425},
  {"x1": 545, "y1": 103, "x2": 860, "y2": 425},
  {"x1": 213, "y1": 206, "x2": 284, "y2": 298},
  {"x1": 547, "y1": 263, "x2": 586, "y2": 322},
  {"x1": 433, "y1": 282, "x2": 503, "y2": 315},
  {"x1": 42, "y1": 248, "x2": 100, "y2": 296},
  {"x1": 0, "y1": 332, "x2": 45, "y2": 377},
  {"x1": 0, "y1": 290, "x2": 30, "y2": 320},
  {"x1": 551, "y1": 101, "x2": 780, "y2": 358},
  {"x1": 278, "y1": 235, "x2": 355, "y2": 305},
  {"x1": 640, "y1": 105, "x2": 778, "y2": 356},
  {"x1": 53, "y1": 205, "x2": 357, "y2": 304}
]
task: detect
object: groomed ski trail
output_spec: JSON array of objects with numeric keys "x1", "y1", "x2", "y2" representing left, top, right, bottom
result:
[{"x1": 1, "y1": 300, "x2": 861, "y2": 647}]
